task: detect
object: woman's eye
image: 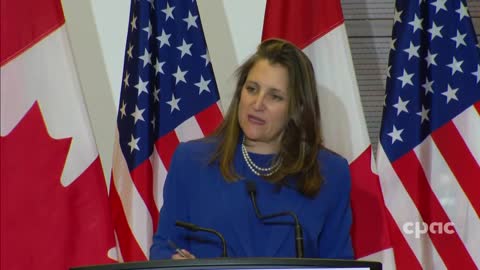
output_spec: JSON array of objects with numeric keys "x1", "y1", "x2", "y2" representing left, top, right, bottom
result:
[
  {"x1": 271, "y1": 94, "x2": 284, "y2": 101},
  {"x1": 246, "y1": 86, "x2": 256, "y2": 92}
]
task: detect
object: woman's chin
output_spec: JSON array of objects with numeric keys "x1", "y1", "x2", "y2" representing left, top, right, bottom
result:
[{"x1": 242, "y1": 131, "x2": 262, "y2": 141}]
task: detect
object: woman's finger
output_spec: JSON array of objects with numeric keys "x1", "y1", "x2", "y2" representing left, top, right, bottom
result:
[{"x1": 171, "y1": 249, "x2": 195, "y2": 259}]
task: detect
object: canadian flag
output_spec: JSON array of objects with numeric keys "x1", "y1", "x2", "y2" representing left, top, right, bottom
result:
[
  {"x1": 262, "y1": 0, "x2": 395, "y2": 267},
  {"x1": 0, "y1": 0, "x2": 117, "y2": 269}
]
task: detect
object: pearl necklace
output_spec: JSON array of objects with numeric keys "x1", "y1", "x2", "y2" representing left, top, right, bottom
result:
[{"x1": 241, "y1": 137, "x2": 281, "y2": 176}]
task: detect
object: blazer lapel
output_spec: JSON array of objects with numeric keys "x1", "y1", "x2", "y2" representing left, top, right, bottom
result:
[{"x1": 219, "y1": 180, "x2": 253, "y2": 256}]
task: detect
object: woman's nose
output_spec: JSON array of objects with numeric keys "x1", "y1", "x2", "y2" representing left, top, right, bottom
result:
[{"x1": 252, "y1": 93, "x2": 266, "y2": 110}]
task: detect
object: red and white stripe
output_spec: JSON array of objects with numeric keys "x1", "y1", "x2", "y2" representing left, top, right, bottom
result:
[
  {"x1": 262, "y1": 0, "x2": 395, "y2": 267},
  {"x1": 378, "y1": 104, "x2": 480, "y2": 269},
  {"x1": 110, "y1": 102, "x2": 222, "y2": 260}
]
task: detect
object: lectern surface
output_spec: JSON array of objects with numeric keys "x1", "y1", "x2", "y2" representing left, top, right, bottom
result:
[{"x1": 71, "y1": 258, "x2": 381, "y2": 270}]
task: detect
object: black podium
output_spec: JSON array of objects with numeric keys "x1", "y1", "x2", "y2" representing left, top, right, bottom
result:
[{"x1": 72, "y1": 258, "x2": 381, "y2": 270}]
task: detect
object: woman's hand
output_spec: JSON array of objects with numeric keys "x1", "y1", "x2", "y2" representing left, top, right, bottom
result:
[{"x1": 171, "y1": 249, "x2": 195, "y2": 259}]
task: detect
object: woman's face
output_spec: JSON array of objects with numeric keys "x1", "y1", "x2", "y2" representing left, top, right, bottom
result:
[{"x1": 238, "y1": 59, "x2": 290, "y2": 152}]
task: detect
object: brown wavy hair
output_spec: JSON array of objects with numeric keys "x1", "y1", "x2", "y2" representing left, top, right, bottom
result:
[{"x1": 209, "y1": 38, "x2": 324, "y2": 197}]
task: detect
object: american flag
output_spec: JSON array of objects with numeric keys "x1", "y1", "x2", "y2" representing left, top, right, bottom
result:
[
  {"x1": 377, "y1": 0, "x2": 480, "y2": 269},
  {"x1": 109, "y1": 0, "x2": 223, "y2": 261}
]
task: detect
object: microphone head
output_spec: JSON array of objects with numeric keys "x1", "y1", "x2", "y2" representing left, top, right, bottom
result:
[
  {"x1": 175, "y1": 220, "x2": 198, "y2": 231},
  {"x1": 245, "y1": 180, "x2": 257, "y2": 195}
]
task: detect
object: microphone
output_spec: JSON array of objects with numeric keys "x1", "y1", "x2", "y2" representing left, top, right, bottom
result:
[
  {"x1": 246, "y1": 181, "x2": 304, "y2": 258},
  {"x1": 175, "y1": 220, "x2": 228, "y2": 257}
]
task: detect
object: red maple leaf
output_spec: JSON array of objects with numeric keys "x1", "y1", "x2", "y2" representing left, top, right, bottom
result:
[{"x1": 1, "y1": 102, "x2": 116, "y2": 270}]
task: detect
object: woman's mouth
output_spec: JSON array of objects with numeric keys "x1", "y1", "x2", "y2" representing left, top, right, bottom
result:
[{"x1": 248, "y1": 115, "x2": 265, "y2": 125}]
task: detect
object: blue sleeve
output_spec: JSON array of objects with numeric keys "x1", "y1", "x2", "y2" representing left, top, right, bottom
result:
[
  {"x1": 317, "y1": 158, "x2": 354, "y2": 259},
  {"x1": 149, "y1": 143, "x2": 190, "y2": 260}
]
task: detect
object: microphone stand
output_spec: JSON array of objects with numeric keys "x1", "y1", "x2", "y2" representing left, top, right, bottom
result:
[
  {"x1": 247, "y1": 181, "x2": 304, "y2": 258},
  {"x1": 175, "y1": 220, "x2": 228, "y2": 257}
]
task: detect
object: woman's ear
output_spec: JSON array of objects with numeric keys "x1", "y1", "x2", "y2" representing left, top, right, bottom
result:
[
  {"x1": 289, "y1": 107, "x2": 303, "y2": 127},
  {"x1": 299, "y1": 105, "x2": 305, "y2": 113}
]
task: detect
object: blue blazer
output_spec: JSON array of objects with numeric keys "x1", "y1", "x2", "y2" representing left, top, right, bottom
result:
[{"x1": 150, "y1": 139, "x2": 353, "y2": 259}]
